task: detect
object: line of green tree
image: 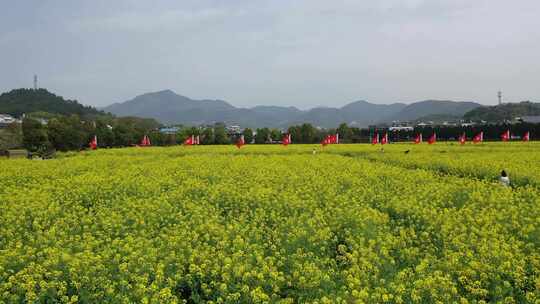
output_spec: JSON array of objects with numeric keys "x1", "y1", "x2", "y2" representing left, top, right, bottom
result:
[
  {"x1": 4, "y1": 117, "x2": 540, "y2": 155},
  {"x1": 17, "y1": 115, "x2": 163, "y2": 152}
]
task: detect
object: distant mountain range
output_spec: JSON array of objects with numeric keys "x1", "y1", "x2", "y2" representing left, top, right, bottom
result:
[
  {"x1": 5, "y1": 88, "x2": 539, "y2": 128},
  {"x1": 103, "y1": 90, "x2": 481, "y2": 128}
]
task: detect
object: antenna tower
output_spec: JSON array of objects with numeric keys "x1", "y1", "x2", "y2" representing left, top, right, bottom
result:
[
  {"x1": 34, "y1": 75, "x2": 38, "y2": 90},
  {"x1": 498, "y1": 91, "x2": 502, "y2": 105}
]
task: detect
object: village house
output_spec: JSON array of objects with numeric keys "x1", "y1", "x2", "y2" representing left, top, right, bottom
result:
[{"x1": 0, "y1": 114, "x2": 20, "y2": 127}]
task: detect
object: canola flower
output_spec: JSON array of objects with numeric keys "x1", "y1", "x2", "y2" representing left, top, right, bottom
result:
[
  {"x1": 0, "y1": 144, "x2": 539, "y2": 303},
  {"x1": 354, "y1": 142, "x2": 540, "y2": 188}
]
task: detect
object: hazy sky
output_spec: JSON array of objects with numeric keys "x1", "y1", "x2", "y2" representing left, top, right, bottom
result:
[{"x1": 1, "y1": 0, "x2": 539, "y2": 109}]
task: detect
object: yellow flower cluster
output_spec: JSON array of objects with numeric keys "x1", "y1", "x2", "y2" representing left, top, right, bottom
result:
[{"x1": 0, "y1": 144, "x2": 539, "y2": 303}]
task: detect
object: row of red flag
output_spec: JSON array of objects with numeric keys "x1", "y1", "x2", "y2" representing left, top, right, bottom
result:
[
  {"x1": 372, "y1": 130, "x2": 531, "y2": 145},
  {"x1": 235, "y1": 134, "x2": 292, "y2": 148},
  {"x1": 89, "y1": 134, "x2": 152, "y2": 150},
  {"x1": 89, "y1": 130, "x2": 531, "y2": 149},
  {"x1": 89, "y1": 133, "x2": 291, "y2": 149}
]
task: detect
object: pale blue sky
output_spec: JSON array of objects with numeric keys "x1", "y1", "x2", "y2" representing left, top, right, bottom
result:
[{"x1": 1, "y1": 0, "x2": 539, "y2": 108}]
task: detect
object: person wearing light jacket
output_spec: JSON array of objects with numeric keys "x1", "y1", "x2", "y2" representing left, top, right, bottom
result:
[{"x1": 499, "y1": 170, "x2": 510, "y2": 187}]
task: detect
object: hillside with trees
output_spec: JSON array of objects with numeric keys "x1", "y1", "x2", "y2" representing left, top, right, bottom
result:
[
  {"x1": 463, "y1": 101, "x2": 540, "y2": 122},
  {"x1": 0, "y1": 88, "x2": 169, "y2": 153},
  {"x1": 0, "y1": 88, "x2": 106, "y2": 118}
]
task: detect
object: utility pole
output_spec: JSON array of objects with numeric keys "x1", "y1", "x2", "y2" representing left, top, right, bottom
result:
[{"x1": 34, "y1": 75, "x2": 38, "y2": 90}]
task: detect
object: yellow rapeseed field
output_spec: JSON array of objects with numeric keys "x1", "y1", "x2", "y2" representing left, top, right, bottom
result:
[{"x1": 1, "y1": 143, "x2": 539, "y2": 303}]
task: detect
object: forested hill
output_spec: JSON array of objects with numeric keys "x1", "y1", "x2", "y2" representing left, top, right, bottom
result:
[
  {"x1": 0, "y1": 88, "x2": 105, "y2": 117},
  {"x1": 463, "y1": 101, "x2": 540, "y2": 121}
]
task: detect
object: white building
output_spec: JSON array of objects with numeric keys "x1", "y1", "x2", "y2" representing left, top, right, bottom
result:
[
  {"x1": 159, "y1": 127, "x2": 180, "y2": 134},
  {"x1": 226, "y1": 125, "x2": 241, "y2": 134},
  {"x1": 389, "y1": 126, "x2": 414, "y2": 131},
  {"x1": 0, "y1": 114, "x2": 20, "y2": 126},
  {"x1": 519, "y1": 116, "x2": 540, "y2": 124}
]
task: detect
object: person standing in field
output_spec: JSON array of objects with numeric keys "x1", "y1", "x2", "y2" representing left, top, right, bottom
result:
[{"x1": 499, "y1": 170, "x2": 510, "y2": 187}]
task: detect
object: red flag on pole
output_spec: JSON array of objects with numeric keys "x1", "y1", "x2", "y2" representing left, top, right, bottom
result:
[
  {"x1": 184, "y1": 135, "x2": 195, "y2": 145},
  {"x1": 140, "y1": 135, "x2": 151, "y2": 146},
  {"x1": 473, "y1": 131, "x2": 483, "y2": 143},
  {"x1": 372, "y1": 133, "x2": 379, "y2": 145},
  {"x1": 236, "y1": 135, "x2": 245, "y2": 148},
  {"x1": 89, "y1": 135, "x2": 98, "y2": 150},
  {"x1": 501, "y1": 129, "x2": 510, "y2": 142},
  {"x1": 282, "y1": 134, "x2": 291, "y2": 146},
  {"x1": 523, "y1": 131, "x2": 530, "y2": 142},
  {"x1": 321, "y1": 135, "x2": 330, "y2": 146},
  {"x1": 414, "y1": 133, "x2": 422, "y2": 144},
  {"x1": 459, "y1": 133, "x2": 466, "y2": 145},
  {"x1": 428, "y1": 133, "x2": 436, "y2": 144},
  {"x1": 381, "y1": 132, "x2": 388, "y2": 145}
]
